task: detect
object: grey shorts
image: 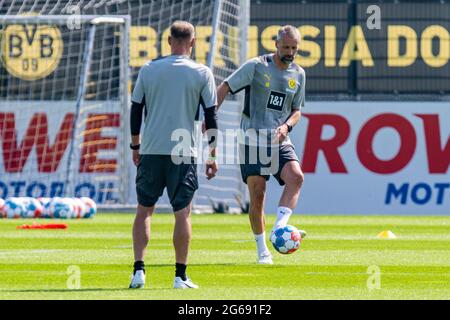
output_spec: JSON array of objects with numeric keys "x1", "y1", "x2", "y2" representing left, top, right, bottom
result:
[
  {"x1": 135, "y1": 155, "x2": 198, "y2": 211},
  {"x1": 239, "y1": 144, "x2": 299, "y2": 186}
]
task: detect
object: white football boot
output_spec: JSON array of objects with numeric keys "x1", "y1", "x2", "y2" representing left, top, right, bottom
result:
[
  {"x1": 173, "y1": 277, "x2": 199, "y2": 289},
  {"x1": 272, "y1": 225, "x2": 307, "y2": 240},
  {"x1": 129, "y1": 270, "x2": 146, "y2": 289},
  {"x1": 257, "y1": 251, "x2": 273, "y2": 265}
]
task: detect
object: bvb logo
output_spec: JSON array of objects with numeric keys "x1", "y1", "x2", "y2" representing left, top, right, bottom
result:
[
  {"x1": 1, "y1": 21, "x2": 63, "y2": 81},
  {"x1": 288, "y1": 78, "x2": 296, "y2": 89}
]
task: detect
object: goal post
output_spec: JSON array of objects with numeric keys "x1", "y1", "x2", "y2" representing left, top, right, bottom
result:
[
  {"x1": 197, "y1": 0, "x2": 250, "y2": 213},
  {"x1": 0, "y1": 1, "x2": 250, "y2": 212},
  {"x1": 0, "y1": 14, "x2": 131, "y2": 204}
]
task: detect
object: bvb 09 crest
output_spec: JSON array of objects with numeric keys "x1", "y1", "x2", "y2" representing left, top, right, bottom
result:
[{"x1": 1, "y1": 21, "x2": 63, "y2": 81}]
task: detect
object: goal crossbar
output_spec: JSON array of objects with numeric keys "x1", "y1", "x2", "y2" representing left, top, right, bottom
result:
[{"x1": 0, "y1": 15, "x2": 130, "y2": 25}]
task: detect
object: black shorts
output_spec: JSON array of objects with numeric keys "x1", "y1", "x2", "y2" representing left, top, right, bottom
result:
[
  {"x1": 135, "y1": 155, "x2": 198, "y2": 211},
  {"x1": 239, "y1": 144, "x2": 299, "y2": 186}
]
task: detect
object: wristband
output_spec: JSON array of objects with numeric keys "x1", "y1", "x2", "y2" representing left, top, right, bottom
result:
[
  {"x1": 285, "y1": 123, "x2": 293, "y2": 133},
  {"x1": 207, "y1": 156, "x2": 216, "y2": 162},
  {"x1": 130, "y1": 143, "x2": 140, "y2": 150}
]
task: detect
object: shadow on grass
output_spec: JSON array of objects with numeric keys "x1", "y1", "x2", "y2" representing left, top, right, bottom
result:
[
  {"x1": 1, "y1": 288, "x2": 173, "y2": 293},
  {"x1": 148, "y1": 263, "x2": 239, "y2": 267}
]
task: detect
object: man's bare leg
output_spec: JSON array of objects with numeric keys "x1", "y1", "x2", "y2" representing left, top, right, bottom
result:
[
  {"x1": 173, "y1": 204, "x2": 192, "y2": 265},
  {"x1": 129, "y1": 204, "x2": 154, "y2": 288},
  {"x1": 133, "y1": 204, "x2": 154, "y2": 262},
  {"x1": 172, "y1": 202, "x2": 199, "y2": 288},
  {"x1": 247, "y1": 176, "x2": 272, "y2": 264},
  {"x1": 274, "y1": 161, "x2": 306, "y2": 237}
]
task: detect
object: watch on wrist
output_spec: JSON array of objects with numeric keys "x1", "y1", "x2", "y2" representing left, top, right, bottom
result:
[
  {"x1": 285, "y1": 123, "x2": 293, "y2": 133},
  {"x1": 130, "y1": 143, "x2": 140, "y2": 150}
]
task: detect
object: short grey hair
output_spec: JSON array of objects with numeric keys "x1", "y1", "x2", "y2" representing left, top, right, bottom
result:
[{"x1": 276, "y1": 25, "x2": 300, "y2": 41}]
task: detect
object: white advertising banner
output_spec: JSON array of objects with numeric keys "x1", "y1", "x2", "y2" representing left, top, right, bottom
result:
[
  {"x1": 0, "y1": 101, "x2": 126, "y2": 204},
  {"x1": 264, "y1": 102, "x2": 450, "y2": 215},
  {"x1": 1, "y1": 101, "x2": 448, "y2": 214}
]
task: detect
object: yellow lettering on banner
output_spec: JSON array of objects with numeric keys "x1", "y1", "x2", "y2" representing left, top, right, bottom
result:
[
  {"x1": 130, "y1": 26, "x2": 157, "y2": 67},
  {"x1": 296, "y1": 26, "x2": 321, "y2": 67},
  {"x1": 324, "y1": 25, "x2": 337, "y2": 67},
  {"x1": 213, "y1": 30, "x2": 225, "y2": 67},
  {"x1": 194, "y1": 26, "x2": 210, "y2": 64},
  {"x1": 421, "y1": 25, "x2": 450, "y2": 68},
  {"x1": 195, "y1": 26, "x2": 225, "y2": 66},
  {"x1": 227, "y1": 26, "x2": 240, "y2": 66},
  {"x1": 387, "y1": 26, "x2": 417, "y2": 67},
  {"x1": 339, "y1": 26, "x2": 374, "y2": 67},
  {"x1": 161, "y1": 27, "x2": 171, "y2": 57},
  {"x1": 261, "y1": 25, "x2": 280, "y2": 53},
  {"x1": 212, "y1": 32, "x2": 225, "y2": 66},
  {"x1": 212, "y1": 26, "x2": 257, "y2": 66},
  {"x1": 247, "y1": 26, "x2": 259, "y2": 59}
]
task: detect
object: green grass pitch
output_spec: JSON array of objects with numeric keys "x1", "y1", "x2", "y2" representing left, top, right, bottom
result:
[{"x1": 0, "y1": 213, "x2": 449, "y2": 300}]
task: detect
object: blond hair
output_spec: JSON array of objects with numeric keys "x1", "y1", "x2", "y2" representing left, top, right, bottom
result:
[{"x1": 276, "y1": 25, "x2": 300, "y2": 41}]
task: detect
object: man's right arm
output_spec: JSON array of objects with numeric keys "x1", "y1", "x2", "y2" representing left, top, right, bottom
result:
[
  {"x1": 217, "y1": 58, "x2": 257, "y2": 110},
  {"x1": 130, "y1": 67, "x2": 146, "y2": 165},
  {"x1": 216, "y1": 82, "x2": 230, "y2": 110},
  {"x1": 130, "y1": 99, "x2": 145, "y2": 145}
]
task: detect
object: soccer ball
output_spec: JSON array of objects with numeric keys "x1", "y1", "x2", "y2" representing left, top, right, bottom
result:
[
  {"x1": 45, "y1": 197, "x2": 60, "y2": 218},
  {"x1": 50, "y1": 197, "x2": 75, "y2": 219},
  {"x1": 38, "y1": 197, "x2": 52, "y2": 218},
  {"x1": 21, "y1": 197, "x2": 43, "y2": 218},
  {"x1": 70, "y1": 198, "x2": 87, "y2": 219},
  {"x1": 270, "y1": 225, "x2": 302, "y2": 254},
  {"x1": 80, "y1": 197, "x2": 97, "y2": 218},
  {"x1": 4, "y1": 198, "x2": 27, "y2": 219}
]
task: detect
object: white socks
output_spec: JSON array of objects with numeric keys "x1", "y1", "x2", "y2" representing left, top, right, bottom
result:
[
  {"x1": 274, "y1": 206, "x2": 292, "y2": 230},
  {"x1": 254, "y1": 207, "x2": 293, "y2": 256},
  {"x1": 254, "y1": 232, "x2": 270, "y2": 256}
]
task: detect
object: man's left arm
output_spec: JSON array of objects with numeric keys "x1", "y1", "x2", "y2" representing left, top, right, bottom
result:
[
  {"x1": 276, "y1": 71, "x2": 305, "y2": 142},
  {"x1": 276, "y1": 109, "x2": 301, "y2": 142},
  {"x1": 201, "y1": 68, "x2": 219, "y2": 180},
  {"x1": 285, "y1": 109, "x2": 301, "y2": 128}
]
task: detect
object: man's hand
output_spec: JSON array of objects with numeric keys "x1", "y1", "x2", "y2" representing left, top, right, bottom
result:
[
  {"x1": 132, "y1": 150, "x2": 140, "y2": 166},
  {"x1": 205, "y1": 159, "x2": 218, "y2": 180},
  {"x1": 202, "y1": 121, "x2": 206, "y2": 134},
  {"x1": 275, "y1": 123, "x2": 289, "y2": 142}
]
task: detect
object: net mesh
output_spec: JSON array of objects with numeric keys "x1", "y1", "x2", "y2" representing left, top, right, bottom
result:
[{"x1": 0, "y1": 1, "x2": 249, "y2": 210}]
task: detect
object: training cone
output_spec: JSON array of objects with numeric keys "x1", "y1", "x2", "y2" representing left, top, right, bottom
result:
[
  {"x1": 377, "y1": 230, "x2": 397, "y2": 239},
  {"x1": 16, "y1": 223, "x2": 68, "y2": 230}
]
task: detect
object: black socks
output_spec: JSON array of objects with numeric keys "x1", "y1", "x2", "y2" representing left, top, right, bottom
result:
[
  {"x1": 134, "y1": 261, "x2": 187, "y2": 280},
  {"x1": 175, "y1": 263, "x2": 187, "y2": 281},
  {"x1": 133, "y1": 261, "x2": 145, "y2": 275}
]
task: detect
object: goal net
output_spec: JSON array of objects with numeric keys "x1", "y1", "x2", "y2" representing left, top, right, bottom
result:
[
  {"x1": 0, "y1": 14, "x2": 130, "y2": 205},
  {"x1": 0, "y1": 1, "x2": 249, "y2": 212}
]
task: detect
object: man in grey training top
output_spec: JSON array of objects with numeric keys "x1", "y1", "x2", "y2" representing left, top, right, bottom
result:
[
  {"x1": 216, "y1": 25, "x2": 306, "y2": 264},
  {"x1": 129, "y1": 21, "x2": 218, "y2": 289}
]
